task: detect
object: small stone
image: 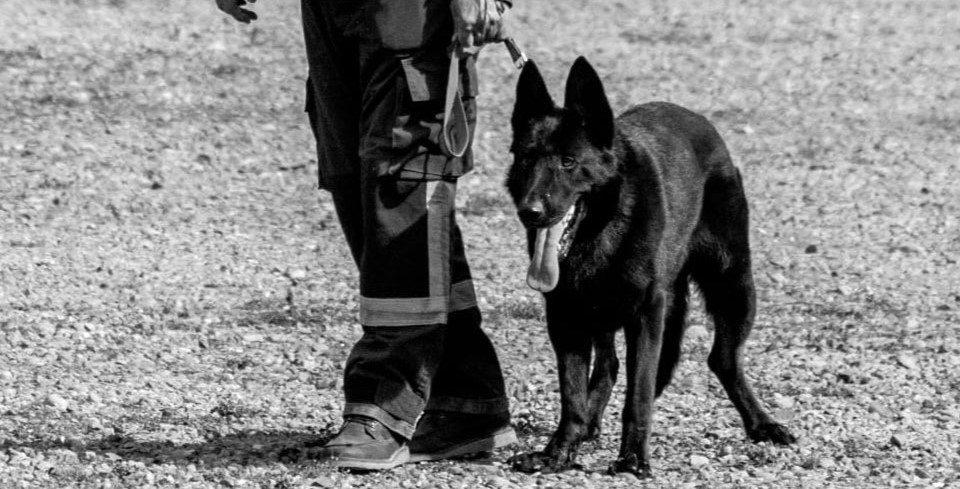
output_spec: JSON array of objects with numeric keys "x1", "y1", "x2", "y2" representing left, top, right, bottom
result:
[
  {"x1": 772, "y1": 393, "x2": 795, "y2": 409},
  {"x1": 37, "y1": 321, "x2": 57, "y2": 337},
  {"x1": 472, "y1": 463, "x2": 500, "y2": 475},
  {"x1": 773, "y1": 408, "x2": 796, "y2": 421},
  {"x1": 868, "y1": 402, "x2": 893, "y2": 417},
  {"x1": 309, "y1": 475, "x2": 336, "y2": 488},
  {"x1": 818, "y1": 457, "x2": 836, "y2": 469},
  {"x1": 896, "y1": 354, "x2": 918, "y2": 370},
  {"x1": 46, "y1": 394, "x2": 69, "y2": 412},
  {"x1": 0, "y1": 371, "x2": 12, "y2": 381},
  {"x1": 487, "y1": 476, "x2": 510, "y2": 488},
  {"x1": 289, "y1": 269, "x2": 308, "y2": 280},
  {"x1": 804, "y1": 244, "x2": 818, "y2": 254},
  {"x1": 690, "y1": 454, "x2": 709, "y2": 468},
  {"x1": 617, "y1": 472, "x2": 640, "y2": 482},
  {"x1": 70, "y1": 91, "x2": 93, "y2": 105},
  {"x1": 889, "y1": 244, "x2": 924, "y2": 254},
  {"x1": 242, "y1": 333, "x2": 264, "y2": 343},
  {"x1": 768, "y1": 272, "x2": 787, "y2": 284},
  {"x1": 890, "y1": 433, "x2": 906, "y2": 448},
  {"x1": 685, "y1": 325, "x2": 709, "y2": 340},
  {"x1": 914, "y1": 467, "x2": 929, "y2": 478}
]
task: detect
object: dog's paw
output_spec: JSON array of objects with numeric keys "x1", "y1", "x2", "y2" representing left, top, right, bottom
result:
[
  {"x1": 583, "y1": 422, "x2": 602, "y2": 442},
  {"x1": 748, "y1": 422, "x2": 798, "y2": 445},
  {"x1": 510, "y1": 451, "x2": 581, "y2": 474},
  {"x1": 608, "y1": 453, "x2": 653, "y2": 479}
]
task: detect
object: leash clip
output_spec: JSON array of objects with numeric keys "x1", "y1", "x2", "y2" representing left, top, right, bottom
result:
[{"x1": 505, "y1": 37, "x2": 527, "y2": 69}]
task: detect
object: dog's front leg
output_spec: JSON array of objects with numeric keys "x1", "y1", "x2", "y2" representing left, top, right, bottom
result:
[
  {"x1": 612, "y1": 290, "x2": 666, "y2": 479},
  {"x1": 513, "y1": 306, "x2": 591, "y2": 473}
]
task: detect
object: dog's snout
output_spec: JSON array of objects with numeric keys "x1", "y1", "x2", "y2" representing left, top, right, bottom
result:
[{"x1": 518, "y1": 200, "x2": 545, "y2": 223}]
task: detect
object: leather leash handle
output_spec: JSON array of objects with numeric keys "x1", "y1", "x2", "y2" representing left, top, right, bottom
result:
[
  {"x1": 441, "y1": 37, "x2": 527, "y2": 159},
  {"x1": 441, "y1": 43, "x2": 470, "y2": 159}
]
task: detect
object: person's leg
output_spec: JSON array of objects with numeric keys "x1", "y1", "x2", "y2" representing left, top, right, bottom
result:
[
  {"x1": 425, "y1": 219, "x2": 509, "y2": 414},
  {"x1": 303, "y1": 0, "x2": 513, "y2": 468},
  {"x1": 302, "y1": 0, "x2": 363, "y2": 263},
  {"x1": 303, "y1": 0, "x2": 413, "y2": 470}
]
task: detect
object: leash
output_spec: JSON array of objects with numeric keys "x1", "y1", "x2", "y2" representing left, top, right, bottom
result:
[{"x1": 441, "y1": 37, "x2": 527, "y2": 158}]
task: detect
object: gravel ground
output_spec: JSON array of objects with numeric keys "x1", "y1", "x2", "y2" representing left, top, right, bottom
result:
[{"x1": 1, "y1": 0, "x2": 958, "y2": 487}]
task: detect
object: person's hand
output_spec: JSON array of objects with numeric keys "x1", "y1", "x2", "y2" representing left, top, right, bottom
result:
[
  {"x1": 216, "y1": 0, "x2": 258, "y2": 24},
  {"x1": 450, "y1": 0, "x2": 510, "y2": 55}
]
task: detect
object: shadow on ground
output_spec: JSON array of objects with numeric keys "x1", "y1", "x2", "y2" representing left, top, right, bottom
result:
[{"x1": 7, "y1": 429, "x2": 337, "y2": 468}]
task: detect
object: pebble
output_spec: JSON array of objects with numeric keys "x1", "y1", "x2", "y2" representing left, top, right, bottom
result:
[
  {"x1": 309, "y1": 475, "x2": 337, "y2": 488},
  {"x1": 685, "y1": 325, "x2": 709, "y2": 340},
  {"x1": 617, "y1": 472, "x2": 640, "y2": 482},
  {"x1": 243, "y1": 333, "x2": 265, "y2": 343},
  {"x1": 868, "y1": 402, "x2": 894, "y2": 417},
  {"x1": 37, "y1": 321, "x2": 57, "y2": 338},
  {"x1": 472, "y1": 463, "x2": 501, "y2": 475},
  {"x1": 46, "y1": 393, "x2": 69, "y2": 412},
  {"x1": 896, "y1": 354, "x2": 919, "y2": 370},
  {"x1": 289, "y1": 269, "x2": 308, "y2": 280},
  {"x1": 690, "y1": 455, "x2": 709, "y2": 468},
  {"x1": 772, "y1": 393, "x2": 795, "y2": 409},
  {"x1": 70, "y1": 91, "x2": 92, "y2": 105},
  {"x1": 487, "y1": 476, "x2": 510, "y2": 488},
  {"x1": 890, "y1": 433, "x2": 906, "y2": 448}
]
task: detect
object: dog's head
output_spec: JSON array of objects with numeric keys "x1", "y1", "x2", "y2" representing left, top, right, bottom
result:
[{"x1": 507, "y1": 57, "x2": 617, "y2": 292}]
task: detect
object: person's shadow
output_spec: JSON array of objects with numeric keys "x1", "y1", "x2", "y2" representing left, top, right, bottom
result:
[{"x1": 7, "y1": 426, "x2": 339, "y2": 469}]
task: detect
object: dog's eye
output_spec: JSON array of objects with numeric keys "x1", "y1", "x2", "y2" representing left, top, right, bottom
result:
[{"x1": 560, "y1": 156, "x2": 578, "y2": 170}]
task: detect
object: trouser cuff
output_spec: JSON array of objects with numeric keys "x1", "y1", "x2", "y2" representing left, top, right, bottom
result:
[
  {"x1": 343, "y1": 402, "x2": 417, "y2": 440},
  {"x1": 424, "y1": 396, "x2": 510, "y2": 415}
]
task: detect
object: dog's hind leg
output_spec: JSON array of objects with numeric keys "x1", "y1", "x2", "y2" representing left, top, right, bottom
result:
[
  {"x1": 697, "y1": 262, "x2": 795, "y2": 445},
  {"x1": 692, "y1": 175, "x2": 797, "y2": 446},
  {"x1": 584, "y1": 330, "x2": 618, "y2": 440},
  {"x1": 655, "y1": 274, "x2": 690, "y2": 398}
]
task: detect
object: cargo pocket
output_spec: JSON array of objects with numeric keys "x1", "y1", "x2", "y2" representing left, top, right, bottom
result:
[{"x1": 385, "y1": 55, "x2": 477, "y2": 182}]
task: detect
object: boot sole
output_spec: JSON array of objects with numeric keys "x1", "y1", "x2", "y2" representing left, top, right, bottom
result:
[
  {"x1": 408, "y1": 427, "x2": 518, "y2": 463},
  {"x1": 328, "y1": 445, "x2": 410, "y2": 471}
]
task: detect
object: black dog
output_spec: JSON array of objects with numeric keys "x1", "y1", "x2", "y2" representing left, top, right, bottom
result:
[{"x1": 506, "y1": 57, "x2": 796, "y2": 477}]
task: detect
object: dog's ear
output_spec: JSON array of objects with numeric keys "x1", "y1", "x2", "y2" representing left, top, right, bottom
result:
[
  {"x1": 564, "y1": 57, "x2": 614, "y2": 148},
  {"x1": 512, "y1": 60, "x2": 555, "y2": 130}
]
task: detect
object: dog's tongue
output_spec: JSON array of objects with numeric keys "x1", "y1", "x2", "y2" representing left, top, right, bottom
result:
[{"x1": 526, "y1": 222, "x2": 563, "y2": 292}]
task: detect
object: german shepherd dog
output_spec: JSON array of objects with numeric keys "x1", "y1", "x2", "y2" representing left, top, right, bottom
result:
[{"x1": 506, "y1": 58, "x2": 797, "y2": 477}]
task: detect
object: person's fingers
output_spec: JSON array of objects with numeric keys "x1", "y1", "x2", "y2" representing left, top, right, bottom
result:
[
  {"x1": 484, "y1": 17, "x2": 508, "y2": 43},
  {"x1": 239, "y1": 8, "x2": 258, "y2": 22},
  {"x1": 475, "y1": 2, "x2": 508, "y2": 45},
  {"x1": 216, "y1": 0, "x2": 257, "y2": 23},
  {"x1": 230, "y1": 9, "x2": 251, "y2": 23},
  {"x1": 458, "y1": 27, "x2": 475, "y2": 49},
  {"x1": 459, "y1": 32, "x2": 477, "y2": 56}
]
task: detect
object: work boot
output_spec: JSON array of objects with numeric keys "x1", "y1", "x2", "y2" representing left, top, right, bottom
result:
[
  {"x1": 317, "y1": 416, "x2": 409, "y2": 470},
  {"x1": 408, "y1": 411, "x2": 517, "y2": 462}
]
